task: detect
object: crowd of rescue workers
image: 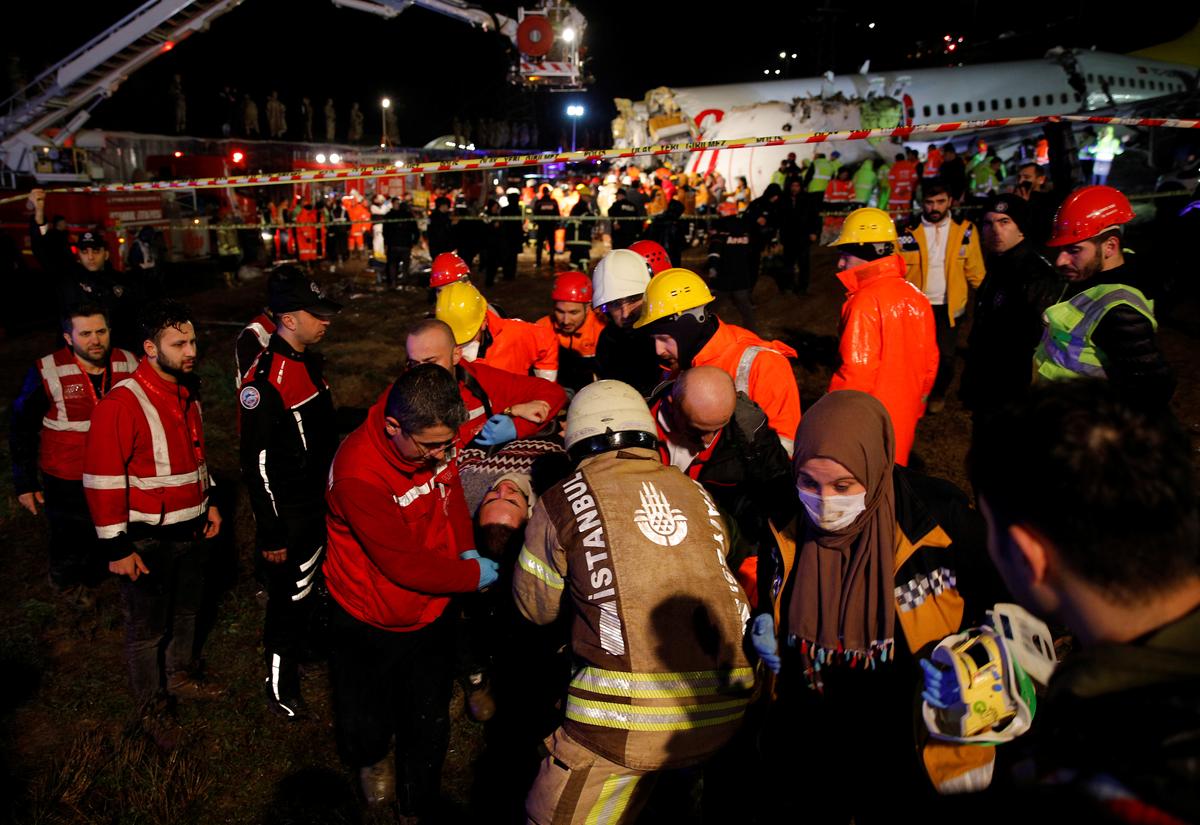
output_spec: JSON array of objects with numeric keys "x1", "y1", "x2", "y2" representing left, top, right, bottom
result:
[{"x1": 8, "y1": 140, "x2": 1197, "y2": 825}]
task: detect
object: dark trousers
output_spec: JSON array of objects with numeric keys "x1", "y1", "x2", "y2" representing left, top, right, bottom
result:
[
  {"x1": 120, "y1": 532, "x2": 208, "y2": 702},
  {"x1": 930, "y1": 303, "x2": 960, "y2": 399},
  {"x1": 534, "y1": 229, "x2": 556, "y2": 266},
  {"x1": 261, "y1": 518, "x2": 326, "y2": 696},
  {"x1": 779, "y1": 239, "x2": 812, "y2": 292},
  {"x1": 43, "y1": 474, "x2": 105, "y2": 588},
  {"x1": 385, "y1": 246, "x2": 410, "y2": 287},
  {"x1": 329, "y1": 600, "x2": 456, "y2": 817}
]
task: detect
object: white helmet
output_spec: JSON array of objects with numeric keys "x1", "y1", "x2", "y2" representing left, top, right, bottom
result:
[
  {"x1": 591, "y1": 249, "x2": 653, "y2": 309},
  {"x1": 565, "y1": 380, "x2": 659, "y2": 462}
]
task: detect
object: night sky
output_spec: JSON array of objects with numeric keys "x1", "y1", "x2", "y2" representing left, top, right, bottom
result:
[{"x1": 3, "y1": 2, "x2": 1197, "y2": 149}]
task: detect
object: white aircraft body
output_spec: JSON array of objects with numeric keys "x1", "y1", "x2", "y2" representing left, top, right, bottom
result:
[{"x1": 665, "y1": 49, "x2": 1196, "y2": 194}]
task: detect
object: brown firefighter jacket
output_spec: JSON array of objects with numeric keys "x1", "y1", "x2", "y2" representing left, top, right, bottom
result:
[{"x1": 514, "y1": 447, "x2": 754, "y2": 771}]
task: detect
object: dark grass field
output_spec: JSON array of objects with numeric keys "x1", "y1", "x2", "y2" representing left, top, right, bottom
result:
[{"x1": 1, "y1": 232, "x2": 1197, "y2": 824}]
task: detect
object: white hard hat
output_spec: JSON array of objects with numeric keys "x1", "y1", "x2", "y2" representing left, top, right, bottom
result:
[
  {"x1": 591, "y1": 249, "x2": 653, "y2": 309},
  {"x1": 564, "y1": 380, "x2": 658, "y2": 462}
]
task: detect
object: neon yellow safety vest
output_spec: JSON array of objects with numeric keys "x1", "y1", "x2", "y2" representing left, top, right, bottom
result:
[
  {"x1": 1033, "y1": 282, "x2": 1155, "y2": 382},
  {"x1": 807, "y1": 158, "x2": 837, "y2": 193}
]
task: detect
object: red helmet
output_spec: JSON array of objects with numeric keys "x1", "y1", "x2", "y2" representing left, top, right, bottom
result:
[
  {"x1": 430, "y1": 252, "x2": 470, "y2": 288},
  {"x1": 628, "y1": 240, "x2": 672, "y2": 274},
  {"x1": 1046, "y1": 185, "x2": 1135, "y2": 247},
  {"x1": 551, "y1": 271, "x2": 593, "y2": 303}
]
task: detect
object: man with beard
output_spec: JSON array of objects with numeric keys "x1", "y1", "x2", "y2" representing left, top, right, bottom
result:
[
  {"x1": 83, "y1": 299, "x2": 224, "y2": 716},
  {"x1": 898, "y1": 182, "x2": 986, "y2": 412},
  {"x1": 1033, "y1": 185, "x2": 1174, "y2": 408},
  {"x1": 590, "y1": 249, "x2": 662, "y2": 397},
  {"x1": 10, "y1": 305, "x2": 140, "y2": 607},
  {"x1": 960, "y1": 195, "x2": 1065, "y2": 422},
  {"x1": 239, "y1": 269, "x2": 342, "y2": 719},
  {"x1": 535, "y1": 272, "x2": 606, "y2": 393}
]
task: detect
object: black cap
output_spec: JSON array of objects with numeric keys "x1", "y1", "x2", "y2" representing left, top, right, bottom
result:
[
  {"x1": 76, "y1": 230, "x2": 105, "y2": 250},
  {"x1": 268, "y1": 266, "x2": 342, "y2": 317},
  {"x1": 983, "y1": 194, "x2": 1031, "y2": 237}
]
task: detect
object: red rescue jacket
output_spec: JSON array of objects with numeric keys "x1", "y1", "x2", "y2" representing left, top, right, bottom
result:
[
  {"x1": 323, "y1": 396, "x2": 481, "y2": 632},
  {"x1": 83, "y1": 360, "x2": 213, "y2": 552},
  {"x1": 456, "y1": 359, "x2": 566, "y2": 445}
]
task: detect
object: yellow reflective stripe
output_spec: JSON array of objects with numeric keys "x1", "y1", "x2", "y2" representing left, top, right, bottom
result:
[
  {"x1": 571, "y1": 666, "x2": 755, "y2": 699},
  {"x1": 566, "y1": 696, "x2": 748, "y2": 732},
  {"x1": 585, "y1": 774, "x2": 640, "y2": 825},
  {"x1": 517, "y1": 545, "x2": 564, "y2": 590}
]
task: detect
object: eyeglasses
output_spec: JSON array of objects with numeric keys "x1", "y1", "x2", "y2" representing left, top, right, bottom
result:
[{"x1": 408, "y1": 432, "x2": 457, "y2": 458}]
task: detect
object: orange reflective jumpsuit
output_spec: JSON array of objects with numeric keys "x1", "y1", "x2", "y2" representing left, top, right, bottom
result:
[
  {"x1": 690, "y1": 319, "x2": 801, "y2": 456},
  {"x1": 828, "y1": 254, "x2": 938, "y2": 466},
  {"x1": 343, "y1": 197, "x2": 371, "y2": 252},
  {"x1": 475, "y1": 311, "x2": 560, "y2": 380}
]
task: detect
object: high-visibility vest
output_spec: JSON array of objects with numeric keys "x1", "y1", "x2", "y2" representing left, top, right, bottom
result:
[
  {"x1": 923, "y1": 148, "x2": 943, "y2": 178},
  {"x1": 807, "y1": 158, "x2": 837, "y2": 193},
  {"x1": 1033, "y1": 283, "x2": 1155, "y2": 382},
  {"x1": 37, "y1": 346, "x2": 139, "y2": 480},
  {"x1": 824, "y1": 179, "x2": 855, "y2": 203}
]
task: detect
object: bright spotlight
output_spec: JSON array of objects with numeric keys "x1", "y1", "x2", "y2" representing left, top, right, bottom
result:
[
  {"x1": 329, "y1": 153, "x2": 341, "y2": 163},
  {"x1": 562, "y1": 27, "x2": 576, "y2": 43},
  {"x1": 315, "y1": 153, "x2": 327, "y2": 163}
]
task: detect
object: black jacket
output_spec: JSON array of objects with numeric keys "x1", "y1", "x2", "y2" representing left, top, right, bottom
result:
[
  {"x1": 427, "y1": 209, "x2": 453, "y2": 257},
  {"x1": 654, "y1": 386, "x2": 795, "y2": 571},
  {"x1": 239, "y1": 335, "x2": 338, "y2": 550},
  {"x1": 778, "y1": 191, "x2": 818, "y2": 243},
  {"x1": 961, "y1": 242, "x2": 1065, "y2": 415},
  {"x1": 1068, "y1": 260, "x2": 1175, "y2": 409},
  {"x1": 532, "y1": 194, "x2": 561, "y2": 232},
  {"x1": 707, "y1": 215, "x2": 756, "y2": 292},
  {"x1": 55, "y1": 263, "x2": 144, "y2": 354},
  {"x1": 594, "y1": 323, "x2": 661, "y2": 398},
  {"x1": 744, "y1": 185, "x2": 782, "y2": 249}
]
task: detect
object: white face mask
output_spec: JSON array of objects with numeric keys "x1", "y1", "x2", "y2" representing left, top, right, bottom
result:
[
  {"x1": 798, "y1": 488, "x2": 867, "y2": 532},
  {"x1": 460, "y1": 340, "x2": 481, "y2": 361}
]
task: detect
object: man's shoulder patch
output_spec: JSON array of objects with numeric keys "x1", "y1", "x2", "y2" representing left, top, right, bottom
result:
[{"x1": 239, "y1": 385, "x2": 261, "y2": 410}]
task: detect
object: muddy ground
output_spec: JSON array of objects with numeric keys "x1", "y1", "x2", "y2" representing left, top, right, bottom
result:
[{"x1": 1, "y1": 231, "x2": 1197, "y2": 824}]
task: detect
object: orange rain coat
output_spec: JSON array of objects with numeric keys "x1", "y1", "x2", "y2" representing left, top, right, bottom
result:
[{"x1": 829, "y1": 254, "x2": 939, "y2": 466}]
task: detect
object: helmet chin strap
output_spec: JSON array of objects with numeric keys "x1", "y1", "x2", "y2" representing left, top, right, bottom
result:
[{"x1": 660, "y1": 308, "x2": 718, "y2": 370}]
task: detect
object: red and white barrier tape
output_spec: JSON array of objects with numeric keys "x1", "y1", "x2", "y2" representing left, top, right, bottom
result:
[{"x1": 4, "y1": 114, "x2": 1197, "y2": 204}]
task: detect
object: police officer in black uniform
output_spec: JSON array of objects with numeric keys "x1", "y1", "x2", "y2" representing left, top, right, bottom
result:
[
  {"x1": 532, "y1": 185, "x2": 561, "y2": 269},
  {"x1": 238, "y1": 266, "x2": 342, "y2": 719},
  {"x1": 606, "y1": 188, "x2": 644, "y2": 250}
]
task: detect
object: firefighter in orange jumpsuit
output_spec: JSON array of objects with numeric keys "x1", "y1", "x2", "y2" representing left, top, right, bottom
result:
[
  {"x1": 822, "y1": 168, "x2": 856, "y2": 242},
  {"x1": 436, "y1": 280, "x2": 558, "y2": 381},
  {"x1": 886, "y1": 152, "x2": 919, "y2": 220},
  {"x1": 827, "y1": 208, "x2": 938, "y2": 465},
  {"x1": 534, "y1": 271, "x2": 607, "y2": 392},
  {"x1": 343, "y1": 191, "x2": 371, "y2": 255},
  {"x1": 634, "y1": 268, "x2": 801, "y2": 456},
  {"x1": 294, "y1": 201, "x2": 321, "y2": 261}
]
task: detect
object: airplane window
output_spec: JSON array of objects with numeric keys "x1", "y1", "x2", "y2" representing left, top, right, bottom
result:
[
  {"x1": 1117, "y1": 77, "x2": 1125, "y2": 87},
  {"x1": 991, "y1": 99, "x2": 999, "y2": 110},
  {"x1": 1139, "y1": 79, "x2": 1146, "y2": 89},
  {"x1": 1033, "y1": 95, "x2": 1041, "y2": 106},
  {"x1": 1018, "y1": 96, "x2": 1026, "y2": 107},
  {"x1": 937, "y1": 103, "x2": 945, "y2": 115},
  {"x1": 979, "y1": 100, "x2": 986, "y2": 111},
  {"x1": 951, "y1": 102, "x2": 959, "y2": 114},
  {"x1": 1061, "y1": 93, "x2": 1069, "y2": 104},
  {"x1": 1087, "y1": 73, "x2": 1094, "y2": 82},
  {"x1": 1005, "y1": 98, "x2": 1013, "y2": 109},
  {"x1": 923, "y1": 105, "x2": 931, "y2": 117},
  {"x1": 964, "y1": 101, "x2": 972, "y2": 113}
]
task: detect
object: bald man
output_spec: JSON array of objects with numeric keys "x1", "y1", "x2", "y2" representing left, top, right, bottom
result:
[
  {"x1": 405, "y1": 319, "x2": 566, "y2": 449},
  {"x1": 651, "y1": 366, "x2": 796, "y2": 605}
]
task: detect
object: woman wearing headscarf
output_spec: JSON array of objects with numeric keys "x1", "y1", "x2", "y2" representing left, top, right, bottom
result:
[{"x1": 752, "y1": 390, "x2": 1004, "y2": 822}]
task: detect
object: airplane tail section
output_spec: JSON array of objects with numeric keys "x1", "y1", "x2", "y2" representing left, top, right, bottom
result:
[{"x1": 1128, "y1": 22, "x2": 1200, "y2": 67}]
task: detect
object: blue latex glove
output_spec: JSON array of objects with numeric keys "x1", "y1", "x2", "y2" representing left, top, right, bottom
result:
[
  {"x1": 475, "y1": 414, "x2": 518, "y2": 447},
  {"x1": 461, "y1": 549, "x2": 499, "y2": 589},
  {"x1": 751, "y1": 614, "x2": 781, "y2": 674},
  {"x1": 920, "y1": 658, "x2": 961, "y2": 709}
]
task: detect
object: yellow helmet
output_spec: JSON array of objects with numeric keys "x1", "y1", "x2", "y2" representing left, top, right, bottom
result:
[
  {"x1": 435, "y1": 280, "x2": 487, "y2": 344},
  {"x1": 829, "y1": 207, "x2": 899, "y2": 246},
  {"x1": 632, "y1": 268, "x2": 714, "y2": 329}
]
